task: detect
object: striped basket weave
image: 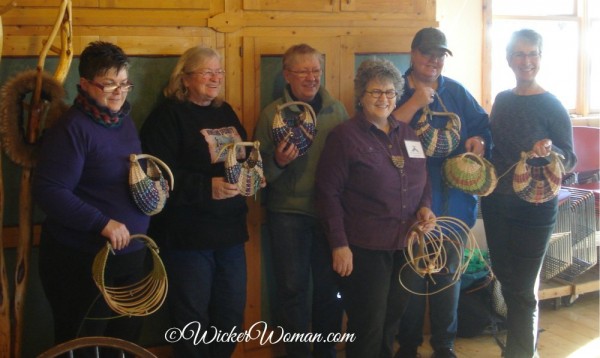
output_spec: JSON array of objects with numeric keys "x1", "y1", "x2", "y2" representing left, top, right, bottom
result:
[
  {"x1": 414, "y1": 94, "x2": 461, "y2": 158},
  {"x1": 222, "y1": 141, "x2": 264, "y2": 197},
  {"x1": 129, "y1": 154, "x2": 174, "y2": 216},
  {"x1": 513, "y1": 151, "x2": 565, "y2": 204},
  {"x1": 443, "y1": 153, "x2": 497, "y2": 196},
  {"x1": 272, "y1": 101, "x2": 317, "y2": 157}
]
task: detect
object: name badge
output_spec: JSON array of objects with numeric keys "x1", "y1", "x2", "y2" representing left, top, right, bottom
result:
[{"x1": 405, "y1": 140, "x2": 425, "y2": 158}]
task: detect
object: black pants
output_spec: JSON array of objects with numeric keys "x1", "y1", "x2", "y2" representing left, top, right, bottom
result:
[
  {"x1": 38, "y1": 231, "x2": 148, "y2": 345},
  {"x1": 340, "y1": 246, "x2": 411, "y2": 358}
]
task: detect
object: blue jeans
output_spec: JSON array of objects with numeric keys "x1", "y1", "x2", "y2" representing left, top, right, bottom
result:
[
  {"x1": 481, "y1": 193, "x2": 557, "y2": 358},
  {"x1": 267, "y1": 211, "x2": 343, "y2": 358},
  {"x1": 397, "y1": 233, "x2": 465, "y2": 351},
  {"x1": 342, "y1": 246, "x2": 412, "y2": 358},
  {"x1": 164, "y1": 244, "x2": 247, "y2": 358}
]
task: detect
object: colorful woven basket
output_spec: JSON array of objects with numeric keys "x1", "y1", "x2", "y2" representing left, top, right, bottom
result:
[
  {"x1": 442, "y1": 153, "x2": 497, "y2": 196},
  {"x1": 414, "y1": 94, "x2": 461, "y2": 158},
  {"x1": 513, "y1": 151, "x2": 565, "y2": 204},
  {"x1": 129, "y1": 154, "x2": 174, "y2": 216},
  {"x1": 272, "y1": 101, "x2": 317, "y2": 157},
  {"x1": 92, "y1": 234, "x2": 168, "y2": 317},
  {"x1": 221, "y1": 141, "x2": 264, "y2": 197}
]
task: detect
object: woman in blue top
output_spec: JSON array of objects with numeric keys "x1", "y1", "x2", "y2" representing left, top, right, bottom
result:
[
  {"x1": 33, "y1": 41, "x2": 150, "y2": 346},
  {"x1": 481, "y1": 29, "x2": 576, "y2": 358},
  {"x1": 391, "y1": 27, "x2": 491, "y2": 358}
]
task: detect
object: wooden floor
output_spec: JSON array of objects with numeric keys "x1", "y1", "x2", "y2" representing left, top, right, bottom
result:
[
  {"x1": 151, "y1": 285, "x2": 599, "y2": 358},
  {"x1": 407, "y1": 291, "x2": 600, "y2": 358}
]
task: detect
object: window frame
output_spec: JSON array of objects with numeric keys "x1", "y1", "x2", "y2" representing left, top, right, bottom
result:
[{"x1": 482, "y1": 0, "x2": 598, "y2": 117}]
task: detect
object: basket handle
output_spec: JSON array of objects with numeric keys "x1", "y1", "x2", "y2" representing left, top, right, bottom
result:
[
  {"x1": 129, "y1": 233, "x2": 160, "y2": 253},
  {"x1": 130, "y1": 154, "x2": 175, "y2": 191},
  {"x1": 216, "y1": 141, "x2": 260, "y2": 162},
  {"x1": 276, "y1": 101, "x2": 318, "y2": 127},
  {"x1": 106, "y1": 233, "x2": 160, "y2": 254},
  {"x1": 460, "y1": 152, "x2": 486, "y2": 167}
]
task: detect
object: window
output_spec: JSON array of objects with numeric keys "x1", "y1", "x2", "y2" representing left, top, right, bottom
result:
[{"x1": 485, "y1": 0, "x2": 599, "y2": 117}]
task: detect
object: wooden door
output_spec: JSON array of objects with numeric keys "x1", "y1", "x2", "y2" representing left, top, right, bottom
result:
[{"x1": 239, "y1": 35, "x2": 340, "y2": 355}]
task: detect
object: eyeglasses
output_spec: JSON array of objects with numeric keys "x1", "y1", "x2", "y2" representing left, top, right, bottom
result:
[
  {"x1": 365, "y1": 89, "x2": 398, "y2": 99},
  {"x1": 511, "y1": 51, "x2": 541, "y2": 60},
  {"x1": 186, "y1": 69, "x2": 226, "y2": 78},
  {"x1": 288, "y1": 69, "x2": 322, "y2": 78},
  {"x1": 87, "y1": 80, "x2": 134, "y2": 93}
]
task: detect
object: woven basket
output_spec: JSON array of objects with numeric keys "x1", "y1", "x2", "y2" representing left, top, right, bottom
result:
[
  {"x1": 221, "y1": 141, "x2": 264, "y2": 197},
  {"x1": 414, "y1": 94, "x2": 461, "y2": 158},
  {"x1": 272, "y1": 101, "x2": 317, "y2": 157},
  {"x1": 513, "y1": 151, "x2": 565, "y2": 204},
  {"x1": 92, "y1": 234, "x2": 168, "y2": 317},
  {"x1": 129, "y1": 154, "x2": 174, "y2": 216},
  {"x1": 443, "y1": 153, "x2": 497, "y2": 196}
]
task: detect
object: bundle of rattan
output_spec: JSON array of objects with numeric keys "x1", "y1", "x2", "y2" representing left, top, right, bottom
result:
[
  {"x1": 0, "y1": 69, "x2": 68, "y2": 168},
  {"x1": 442, "y1": 152, "x2": 497, "y2": 196},
  {"x1": 513, "y1": 151, "x2": 565, "y2": 204},
  {"x1": 92, "y1": 234, "x2": 168, "y2": 316},
  {"x1": 400, "y1": 216, "x2": 486, "y2": 295}
]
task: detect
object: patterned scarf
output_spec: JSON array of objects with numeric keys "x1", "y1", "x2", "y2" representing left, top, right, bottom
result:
[{"x1": 74, "y1": 85, "x2": 131, "y2": 128}]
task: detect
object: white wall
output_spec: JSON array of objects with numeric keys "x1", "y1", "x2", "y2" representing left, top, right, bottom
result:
[
  {"x1": 437, "y1": 0, "x2": 488, "y2": 249},
  {"x1": 436, "y1": 0, "x2": 484, "y2": 103}
]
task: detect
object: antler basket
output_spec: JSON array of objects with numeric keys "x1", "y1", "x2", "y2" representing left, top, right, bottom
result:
[
  {"x1": 413, "y1": 94, "x2": 461, "y2": 158},
  {"x1": 129, "y1": 154, "x2": 174, "y2": 216},
  {"x1": 92, "y1": 234, "x2": 168, "y2": 317},
  {"x1": 513, "y1": 151, "x2": 565, "y2": 204},
  {"x1": 272, "y1": 101, "x2": 318, "y2": 157},
  {"x1": 223, "y1": 141, "x2": 265, "y2": 197},
  {"x1": 442, "y1": 152, "x2": 497, "y2": 196}
]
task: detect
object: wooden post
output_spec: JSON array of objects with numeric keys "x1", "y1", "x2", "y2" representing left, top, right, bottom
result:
[
  {"x1": 11, "y1": 1, "x2": 72, "y2": 356},
  {"x1": 0, "y1": 3, "x2": 17, "y2": 357}
]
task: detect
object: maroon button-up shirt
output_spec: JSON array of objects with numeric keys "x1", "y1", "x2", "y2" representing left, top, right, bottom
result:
[{"x1": 316, "y1": 112, "x2": 431, "y2": 251}]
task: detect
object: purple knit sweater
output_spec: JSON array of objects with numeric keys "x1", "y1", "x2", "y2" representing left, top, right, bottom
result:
[{"x1": 33, "y1": 106, "x2": 149, "y2": 254}]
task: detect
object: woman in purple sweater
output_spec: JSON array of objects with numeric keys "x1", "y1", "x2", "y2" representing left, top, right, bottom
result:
[{"x1": 33, "y1": 41, "x2": 150, "y2": 346}]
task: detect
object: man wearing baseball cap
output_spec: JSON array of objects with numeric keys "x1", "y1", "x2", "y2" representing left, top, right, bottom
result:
[{"x1": 392, "y1": 27, "x2": 491, "y2": 358}]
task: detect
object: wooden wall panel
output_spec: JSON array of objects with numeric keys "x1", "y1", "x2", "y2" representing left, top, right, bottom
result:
[
  {"x1": 98, "y1": 0, "x2": 210, "y2": 9},
  {"x1": 0, "y1": 1, "x2": 439, "y2": 357}
]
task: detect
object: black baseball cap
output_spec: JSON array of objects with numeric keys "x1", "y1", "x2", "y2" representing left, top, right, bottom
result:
[{"x1": 411, "y1": 27, "x2": 453, "y2": 56}]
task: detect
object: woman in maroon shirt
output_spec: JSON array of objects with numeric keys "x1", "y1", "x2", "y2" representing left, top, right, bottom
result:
[{"x1": 316, "y1": 57, "x2": 435, "y2": 358}]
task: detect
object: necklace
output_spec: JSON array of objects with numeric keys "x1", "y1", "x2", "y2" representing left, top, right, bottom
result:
[{"x1": 369, "y1": 127, "x2": 404, "y2": 169}]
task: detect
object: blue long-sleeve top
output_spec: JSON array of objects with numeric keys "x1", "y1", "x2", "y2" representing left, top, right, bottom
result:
[
  {"x1": 489, "y1": 90, "x2": 577, "y2": 195},
  {"x1": 398, "y1": 70, "x2": 492, "y2": 228},
  {"x1": 33, "y1": 106, "x2": 149, "y2": 254}
]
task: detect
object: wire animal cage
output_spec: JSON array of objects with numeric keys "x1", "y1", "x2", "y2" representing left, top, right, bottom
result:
[
  {"x1": 542, "y1": 188, "x2": 598, "y2": 282},
  {"x1": 542, "y1": 190, "x2": 572, "y2": 280}
]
